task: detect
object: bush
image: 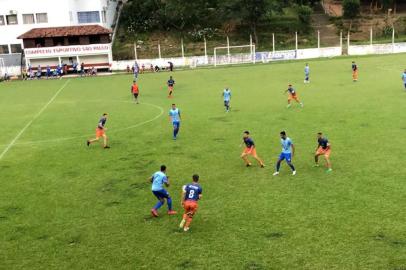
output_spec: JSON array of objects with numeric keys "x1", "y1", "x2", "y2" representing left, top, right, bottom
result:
[
  {"x1": 297, "y1": 5, "x2": 313, "y2": 33},
  {"x1": 343, "y1": 0, "x2": 360, "y2": 19},
  {"x1": 297, "y1": 5, "x2": 312, "y2": 25}
]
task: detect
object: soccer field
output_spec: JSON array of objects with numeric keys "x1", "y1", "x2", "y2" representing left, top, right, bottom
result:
[{"x1": 1, "y1": 54, "x2": 406, "y2": 270}]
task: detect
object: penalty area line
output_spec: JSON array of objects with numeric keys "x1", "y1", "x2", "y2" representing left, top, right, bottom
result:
[{"x1": 0, "y1": 80, "x2": 71, "y2": 160}]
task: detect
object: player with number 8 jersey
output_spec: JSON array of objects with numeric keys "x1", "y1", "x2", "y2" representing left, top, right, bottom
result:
[{"x1": 179, "y1": 174, "x2": 202, "y2": 232}]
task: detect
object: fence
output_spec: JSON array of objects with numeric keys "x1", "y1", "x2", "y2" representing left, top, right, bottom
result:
[{"x1": 3, "y1": 30, "x2": 406, "y2": 76}]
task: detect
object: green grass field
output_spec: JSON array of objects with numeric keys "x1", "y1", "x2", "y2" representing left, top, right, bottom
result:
[{"x1": 1, "y1": 54, "x2": 406, "y2": 270}]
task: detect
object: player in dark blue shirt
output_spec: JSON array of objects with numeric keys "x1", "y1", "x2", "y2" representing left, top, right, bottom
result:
[
  {"x1": 87, "y1": 113, "x2": 110, "y2": 149},
  {"x1": 167, "y1": 76, "x2": 175, "y2": 98},
  {"x1": 241, "y1": 131, "x2": 265, "y2": 168},
  {"x1": 179, "y1": 174, "x2": 202, "y2": 232}
]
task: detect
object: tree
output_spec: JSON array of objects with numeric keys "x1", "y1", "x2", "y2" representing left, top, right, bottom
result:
[
  {"x1": 343, "y1": 0, "x2": 361, "y2": 19},
  {"x1": 220, "y1": 0, "x2": 270, "y2": 44}
]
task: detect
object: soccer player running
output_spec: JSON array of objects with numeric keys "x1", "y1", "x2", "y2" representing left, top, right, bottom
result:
[
  {"x1": 401, "y1": 69, "x2": 406, "y2": 91},
  {"x1": 223, "y1": 87, "x2": 232, "y2": 112},
  {"x1": 285, "y1": 84, "x2": 303, "y2": 108},
  {"x1": 87, "y1": 113, "x2": 110, "y2": 149},
  {"x1": 131, "y1": 80, "x2": 139, "y2": 104},
  {"x1": 169, "y1": 104, "x2": 181, "y2": 140},
  {"x1": 304, "y1": 63, "x2": 310, "y2": 83},
  {"x1": 179, "y1": 174, "x2": 202, "y2": 232},
  {"x1": 314, "y1": 132, "x2": 332, "y2": 172},
  {"x1": 150, "y1": 165, "x2": 177, "y2": 217},
  {"x1": 167, "y1": 76, "x2": 175, "y2": 98},
  {"x1": 352, "y1": 61, "x2": 358, "y2": 82},
  {"x1": 241, "y1": 131, "x2": 265, "y2": 168},
  {"x1": 273, "y1": 131, "x2": 296, "y2": 176}
]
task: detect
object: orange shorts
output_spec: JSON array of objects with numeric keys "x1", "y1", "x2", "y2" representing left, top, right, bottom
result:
[
  {"x1": 95, "y1": 128, "x2": 105, "y2": 138},
  {"x1": 316, "y1": 146, "x2": 331, "y2": 158},
  {"x1": 288, "y1": 94, "x2": 299, "y2": 101},
  {"x1": 183, "y1": 200, "x2": 198, "y2": 215},
  {"x1": 352, "y1": 71, "x2": 358, "y2": 79},
  {"x1": 243, "y1": 147, "x2": 257, "y2": 156}
]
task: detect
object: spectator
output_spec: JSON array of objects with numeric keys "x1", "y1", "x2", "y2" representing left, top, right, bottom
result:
[
  {"x1": 73, "y1": 62, "x2": 78, "y2": 73},
  {"x1": 141, "y1": 64, "x2": 145, "y2": 74},
  {"x1": 63, "y1": 64, "x2": 68, "y2": 75},
  {"x1": 126, "y1": 65, "x2": 130, "y2": 73},
  {"x1": 168, "y1": 61, "x2": 174, "y2": 72},
  {"x1": 150, "y1": 64, "x2": 154, "y2": 72},
  {"x1": 3, "y1": 73, "x2": 10, "y2": 82},
  {"x1": 46, "y1": 65, "x2": 51, "y2": 79},
  {"x1": 80, "y1": 62, "x2": 85, "y2": 77},
  {"x1": 29, "y1": 69, "x2": 34, "y2": 80},
  {"x1": 22, "y1": 67, "x2": 27, "y2": 80},
  {"x1": 91, "y1": 67, "x2": 97, "y2": 76},
  {"x1": 37, "y1": 65, "x2": 42, "y2": 79}
]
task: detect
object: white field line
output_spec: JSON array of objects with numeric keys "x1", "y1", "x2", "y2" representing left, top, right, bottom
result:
[
  {"x1": 0, "y1": 80, "x2": 70, "y2": 160},
  {"x1": 0, "y1": 102, "x2": 164, "y2": 147}
]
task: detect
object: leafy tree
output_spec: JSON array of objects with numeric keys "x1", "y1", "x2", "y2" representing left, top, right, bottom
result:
[
  {"x1": 343, "y1": 0, "x2": 361, "y2": 19},
  {"x1": 297, "y1": 5, "x2": 313, "y2": 33}
]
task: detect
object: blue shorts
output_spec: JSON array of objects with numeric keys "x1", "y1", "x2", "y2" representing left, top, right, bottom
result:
[
  {"x1": 173, "y1": 121, "x2": 180, "y2": 129},
  {"x1": 152, "y1": 189, "x2": 170, "y2": 200},
  {"x1": 279, "y1": 153, "x2": 292, "y2": 162}
]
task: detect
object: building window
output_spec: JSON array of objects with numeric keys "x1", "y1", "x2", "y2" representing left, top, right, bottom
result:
[
  {"x1": 0, "y1": 16, "x2": 5, "y2": 26},
  {"x1": 10, "y1": 44, "x2": 22, "y2": 53},
  {"x1": 0, "y1": 45, "x2": 9, "y2": 54},
  {"x1": 36, "y1": 13, "x2": 48, "y2": 23},
  {"x1": 89, "y1": 35, "x2": 101, "y2": 44},
  {"x1": 53, "y1": 37, "x2": 64, "y2": 46},
  {"x1": 23, "y1": 14, "x2": 35, "y2": 24},
  {"x1": 77, "y1": 11, "x2": 100, "y2": 24},
  {"x1": 6, "y1": 15, "x2": 18, "y2": 25},
  {"x1": 35, "y1": 38, "x2": 45, "y2": 48},
  {"x1": 102, "y1": 10, "x2": 107, "y2": 23},
  {"x1": 68, "y1": 36, "x2": 80, "y2": 45}
]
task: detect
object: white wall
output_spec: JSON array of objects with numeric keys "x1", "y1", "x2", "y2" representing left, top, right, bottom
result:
[{"x1": 0, "y1": 0, "x2": 117, "y2": 50}]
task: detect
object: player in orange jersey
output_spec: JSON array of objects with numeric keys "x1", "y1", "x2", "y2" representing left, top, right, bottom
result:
[
  {"x1": 314, "y1": 132, "x2": 332, "y2": 172},
  {"x1": 285, "y1": 84, "x2": 303, "y2": 108},
  {"x1": 87, "y1": 113, "x2": 110, "y2": 149},
  {"x1": 179, "y1": 174, "x2": 202, "y2": 232},
  {"x1": 352, "y1": 61, "x2": 358, "y2": 82},
  {"x1": 241, "y1": 131, "x2": 265, "y2": 168},
  {"x1": 131, "y1": 80, "x2": 139, "y2": 104}
]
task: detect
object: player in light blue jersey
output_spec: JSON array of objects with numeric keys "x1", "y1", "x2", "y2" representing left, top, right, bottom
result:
[
  {"x1": 273, "y1": 131, "x2": 296, "y2": 176},
  {"x1": 402, "y1": 69, "x2": 406, "y2": 90},
  {"x1": 304, "y1": 63, "x2": 310, "y2": 83},
  {"x1": 133, "y1": 61, "x2": 139, "y2": 79},
  {"x1": 169, "y1": 103, "x2": 181, "y2": 140},
  {"x1": 150, "y1": 165, "x2": 177, "y2": 217},
  {"x1": 223, "y1": 87, "x2": 232, "y2": 112}
]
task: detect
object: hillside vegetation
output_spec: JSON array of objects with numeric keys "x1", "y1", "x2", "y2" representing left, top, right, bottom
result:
[{"x1": 113, "y1": 0, "x2": 319, "y2": 59}]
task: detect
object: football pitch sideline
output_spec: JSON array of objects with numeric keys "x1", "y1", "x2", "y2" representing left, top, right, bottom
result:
[{"x1": 0, "y1": 54, "x2": 406, "y2": 269}]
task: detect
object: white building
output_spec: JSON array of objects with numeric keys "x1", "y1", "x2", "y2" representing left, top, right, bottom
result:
[
  {"x1": 0, "y1": 0, "x2": 119, "y2": 54},
  {"x1": 0, "y1": 0, "x2": 120, "y2": 76}
]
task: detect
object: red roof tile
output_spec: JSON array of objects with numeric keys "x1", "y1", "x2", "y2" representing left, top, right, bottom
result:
[{"x1": 18, "y1": 25, "x2": 111, "y2": 39}]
